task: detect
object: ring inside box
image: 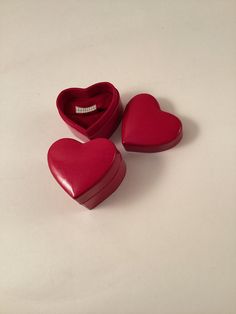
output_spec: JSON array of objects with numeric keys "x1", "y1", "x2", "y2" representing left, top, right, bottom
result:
[{"x1": 58, "y1": 85, "x2": 113, "y2": 129}]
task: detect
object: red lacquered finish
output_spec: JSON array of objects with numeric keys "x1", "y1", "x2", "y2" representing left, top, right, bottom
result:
[
  {"x1": 47, "y1": 138, "x2": 126, "y2": 209},
  {"x1": 56, "y1": 82, "x2": 122, "y2": 141},
  {"x1": 122, "y1": 94, "x2": 183, "y2": 152}
]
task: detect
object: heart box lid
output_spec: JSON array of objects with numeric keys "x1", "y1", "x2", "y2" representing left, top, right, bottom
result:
[
  {"x1": 56, "y1": 82, "x2": 122, "y2": 142},
  {"x1": 122, "y1": 93, "x2": 183, "y2": 152}
]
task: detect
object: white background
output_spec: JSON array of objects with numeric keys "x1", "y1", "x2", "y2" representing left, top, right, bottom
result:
[{"x1": 1, "y1": 1, "x2": 236, "y2": 313}]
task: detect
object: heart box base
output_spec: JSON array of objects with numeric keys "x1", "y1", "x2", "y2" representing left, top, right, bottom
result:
[{"x1": 56, "y1": 82, "x2": 122, "y2": 142}]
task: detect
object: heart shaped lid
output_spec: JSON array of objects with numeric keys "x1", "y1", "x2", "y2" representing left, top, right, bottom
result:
[
  {"x1": 122, "y1": 93, "x2": 183, "y2": 152},
  {"x1": 56, "y1": 82, "x2": 122, "y2": 141}
]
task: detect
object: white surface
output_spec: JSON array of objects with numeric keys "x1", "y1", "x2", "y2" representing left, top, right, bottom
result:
[{"x1": 1, "y1": 1, "x2": 236, "y2": 313}]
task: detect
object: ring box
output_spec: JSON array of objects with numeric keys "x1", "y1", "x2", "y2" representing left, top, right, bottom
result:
[
  {"x1": 56, "y1": 82, "x2": 122, "y2": 142},
  {"x1": 47, "y1": 138, "x2": 126, "y2": 209}
]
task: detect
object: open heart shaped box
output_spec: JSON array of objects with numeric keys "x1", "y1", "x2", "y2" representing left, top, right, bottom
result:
[
  {"x1": 56, "y1": 82, "x2": 122, "y2": 142},
  {"x1": 50, "y1": 82, "x2": 125, "y2": 209}
]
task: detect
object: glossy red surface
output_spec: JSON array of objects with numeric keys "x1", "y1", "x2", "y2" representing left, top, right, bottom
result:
[
  {"x1": 56, "y1": 82, "x2": 122, "y2": 141},
  {"x1": 122, "y1": 94, "x2": 183, "y2": 152},
  {"x1": 47, "y1": 138, "x2": 126, "y2": 209}
]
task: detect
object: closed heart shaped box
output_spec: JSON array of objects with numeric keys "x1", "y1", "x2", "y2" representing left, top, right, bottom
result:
[
  {"x1": 47, "y1": 138, "x2": 126, "y2": 209},
  {"x1": 56, "y1": 82, "x2": 122, "y2": 142}
]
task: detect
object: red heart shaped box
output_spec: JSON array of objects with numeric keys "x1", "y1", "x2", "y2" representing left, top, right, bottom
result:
[
  {"x1": 47, "y1": 138, "x2": 126, "y2": 209},
  {"x1": 122, "y1": 94, "x2": 183, "y2": 152},
  {"x1": 56, "y1": 82, "x2": 122, "y2": 142}
]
